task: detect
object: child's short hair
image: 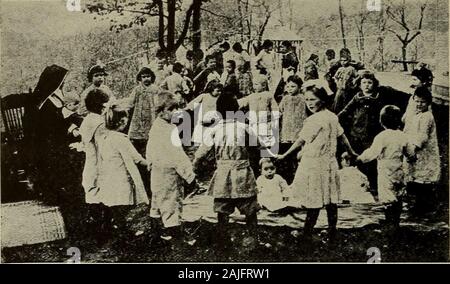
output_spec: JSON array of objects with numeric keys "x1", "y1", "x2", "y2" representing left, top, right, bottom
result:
[
  {"x1": 105, "y1": 104, "x2": 128, "y2": 130},
  {"x1": 226, "y1": 60, "x2": 236, "y2": 70},
  {"x1": 172, "y1": 62, "x2": 184, "y2": 74},
  {"x1": 259, "y1": 157, "x2": 274, "y2": 168},
  {"x1": 413, "y1": 86, "x2": 433, "y2": 104},
  {"x1": 136, "y1": 66, "x2": 156, "y2": 83},
  {"x1": 354, "y1": 70, "x2": 379, "y2": 89},
  {"x1": 186, "y1": 50, "x2": 194, "y2": 59},
  {"x1": 85, "y1": 88, "x2": 110, "y2": 114},
  {"x1": 302, "y1": 81, "x2": 331, "y2": 104},
  {"x1": 154, "y1": 91, "x2": 179, "y2": 115},
  {"x1": 325, "y1": 49, "x2": 335, "y2": 58},
  {"x1": 253, "y1": 74, "x2": 269, "y2": 91},
  {"x1": 232, "y1": 42, "x2": 243, "y2": 53},
  {"x1": 204, "y1": 80, "x2": 223, "y2": 94},
  {"x1": 193, "y1": 49, "x2": 204, "y2": 61},
  {"x1": 380, "y1": 105, "x2": 402, "y2": 130},
  {"x1": 286, "y1": 75, "x2": 303, "y2": 88},
  {"x1": 216, "y1": 93, "x2": 239, "y2": 118},
  {"x1": 220, "y1": 41, "x2": 230, "y2": 51}
]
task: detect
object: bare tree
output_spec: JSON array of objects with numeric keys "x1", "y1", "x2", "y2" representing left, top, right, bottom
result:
[
  {"x1": 85, "y1": 0, "x2": 204, "y2": 61},
  {"x1": 386, "y1": 0, "x2": 427, "y2": 71},
  {"x1": 338, "y1": 0, "x2": 347, "y2": 48},
  {"x1": 377, "y1": 5, "x2": 388, "y2": 71},
  {"x1": 355, "y1": 0, "x2": 368, "y2": 63}
]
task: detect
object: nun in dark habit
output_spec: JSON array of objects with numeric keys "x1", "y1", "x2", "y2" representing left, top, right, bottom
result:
[{"x1": 25, "y1": 64, "x2": 86, "y2": 240}]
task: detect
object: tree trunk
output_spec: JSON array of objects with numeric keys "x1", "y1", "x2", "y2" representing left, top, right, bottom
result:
[
  {"x1": 237, "y1": 0, "x2": 245, "y2": 42},
  {"x1": 338, "y1": 0, "x2": 346, "y2": 48},
  {"x1": 166, "y1": 0, "x2": 176, "y2": 61},
  {"x1": 401, "y1": 44, "x2": 408, "y2": 71},
  {"x1": 192, "y1": 0, "x2": 202, "y2": 52}
]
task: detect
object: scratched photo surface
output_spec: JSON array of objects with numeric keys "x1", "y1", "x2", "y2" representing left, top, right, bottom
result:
[{"x1": 0, "y1": 0, "x2": 448, "y2": 263}]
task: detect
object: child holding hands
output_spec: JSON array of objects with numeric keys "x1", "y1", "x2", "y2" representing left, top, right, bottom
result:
[
  {"x1": 277, "y1": 80, "x2": 357, "y2": 243},
  {"x1": 147, "y1": 91, "x2": 196, "y2": 241},
  {"x1": 357, "y1": 105, "x2": 414, "y2": 230}
]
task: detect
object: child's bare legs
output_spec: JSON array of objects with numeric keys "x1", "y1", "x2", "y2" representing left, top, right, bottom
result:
[
  {"x1": 304, "y1": 204, "x2": 337, "y2": 242},
  {"x1": 326, "y1": 204, "x2": 338, "y2": 242},
  {"x1": 304, "y1": 209, "x2": 320, "y2": 239}
]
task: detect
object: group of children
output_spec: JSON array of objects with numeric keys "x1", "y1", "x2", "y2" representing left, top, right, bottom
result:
[{"x1": 54, "y1": 42, "x2": 441, "y2": 249}]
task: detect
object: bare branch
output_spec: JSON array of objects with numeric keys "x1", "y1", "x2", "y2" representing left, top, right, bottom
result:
[
  {"x1": 174, "y1": 1, "x2": 196, "y2": 49},
  {"x1": 417, "y1": 3, "x2": 427, "y2": 30},
  {"x1": 387, "y1": 28, "x2": 405, "y2": 43},
  {"x1": 200, "y1": 7, "x2": 233, "y2": 20},
  {"x1": 406, "y1": 31, "x2": 421, "y2": 44},
  {"x1": 386, "y1": 4, "x2": 409, "y2": 31}
]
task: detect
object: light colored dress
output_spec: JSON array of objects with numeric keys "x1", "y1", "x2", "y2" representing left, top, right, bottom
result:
[
  {"x1": 257, "y1": 174, "x2": 290, "y2": 211},
  {"x1": 147, "y1": 117, "x2": 195, "y2": 228},
  {"x1": 291, "y1": 110, "x2": 343, "y2": 209},
  {"x1": 338, "y1": 167, "x2": 374, "y2": 204},
  {"x1": 403, "y1": 110, "x2": 441, "y2": 184},
  {"x1": 239, "y1": 91, "x2": 279, "y2": 147},
  {"x1": 79, "y1": 113, "x2": 107, "y2": 204},
  {"x1": 96, "y1": 131, "x2": 149, "y2": 207},
  {"x1": 194, "y1": 119, "x2": 258, "y2": 199},
  {"x1": 358, "y1": 129, "x2": 411, "y2": 203},
  {"x1": 186, "y1": 93, "x2": 220, "y2": 144},
  {"x1": 279, "y1": 93, "x2": 307, "y2": 143}
]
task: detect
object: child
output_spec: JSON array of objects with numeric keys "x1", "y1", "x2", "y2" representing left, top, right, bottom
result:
[
  {"x1": 96, "y1": 104, "x2": 149, "y2": 238},
  {"x1": 403, "y1": 86, "x2": 440, "y2": 215},
  {"x1": 220, "y1": 60, "x2": 240, "y2": 96},
  {"x1": 181, "y1": 67, "x2": 195, "y2": 102},
  {"x1": 338, "y1": 71, "x2": 384, "y2": 193},
  {"x1": 78, "y1": 88, "x2": 110, "y2": 242},
  {"x1": 357, "y1": 105, "x2": 414, "y2": 230},
  {"x1": 124, "y1": 67, "x2": 160, "y2": 156},
  {"x1": 193, "y1": 93, "x2": 263, "y2": 248},
  {"x1": 237, "y1": 61, "x2": 254, "y2": 97},
  {"x1": 338, "y1": 153, "x2": 374, "y2": 204},
  {"x1": 238, "y1": 74, "x2": 279, "y2": 148},
  {"x1": 332, "y1": 49, "x2": 358, "y2": 113},
  {"x1": 160, "y1": 62, "x2": 186, "y2": 104},
  {"x1": 278, "y1": 75, "x2": 307, "y2": 183},
  {"x1": 257, "y1": 158, "x2": 291, "y2": 212},
  {"x1": 146, "y1": 91, "x2": 196, "y2": 240},
  {"x1": 63, "y1": 92, "x2": 83, "y2": 141},
  {"x1": 277, "y1": 80, "x2": 356, "y2": 243},
  {"x1": 78, "y1": 63, "x2": 115, "y2": 116},
  {"x1": 185, "y1": 80, "x2": 222, "y2": 145}
]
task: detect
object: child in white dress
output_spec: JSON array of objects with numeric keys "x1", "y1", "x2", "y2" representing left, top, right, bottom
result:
[
  {"x1": 358, "y1": 105, "x2": 414, "y2": 230},
  {"x1": 185, "y1": 80, "x2": 222, "y2": 145},
  {"x1": 95, "y1": 104, "x2": 149, "y2": 240},
  {"x1": 277, "y1": 80, "x2": 357, "y2": 243},
  {"x1": 403, "y1": 86, "x2": 441, "y2": 215},
  {"x1": 256, "y1": 158, "x2": 291, "y2": 212}
]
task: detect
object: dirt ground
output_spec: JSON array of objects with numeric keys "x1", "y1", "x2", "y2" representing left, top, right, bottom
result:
[{"x1": 2, "y1": 204, "x2": 448, "y2": 263}]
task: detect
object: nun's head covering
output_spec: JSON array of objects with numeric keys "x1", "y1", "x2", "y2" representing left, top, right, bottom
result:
[{"x1": 33, "y1": 64, "x2": 69, "y2": 107}]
